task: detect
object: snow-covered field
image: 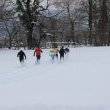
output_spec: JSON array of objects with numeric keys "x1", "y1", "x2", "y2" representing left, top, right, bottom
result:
[{"x1": 0, "y1": 47, "x2": 110, "y2": 110}]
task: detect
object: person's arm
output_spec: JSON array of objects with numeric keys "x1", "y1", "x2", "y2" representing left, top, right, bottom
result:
[
  {"x1": 24, "y1": 53, "x2": 26, "y2": 59},
  {"x1": 59, "y1": 50, "x2": 61, "y2": 54},
  {"x1": 17, "y1": 52, "x2": 19, "y2": 57},
  {"x1": 64, "y1": 49, "x2": 66, "y2": 54},
  {"x1": 34, "y1": 49, "x2": 36, "y2": 56},
  {"x1": 24, "y1": 52, "x2": 26, "y2": 59},
  {"x1": 41, "y1": 49, "x2": 43, "y2": 53},
  {"x1": 22, "y1": 52, "x2": 26, "y2": 59}
]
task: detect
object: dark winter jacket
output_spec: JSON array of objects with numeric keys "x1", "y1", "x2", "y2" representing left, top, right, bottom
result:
[{"x1": 59, "y1": 47, "x2": 66, "y2": 56}]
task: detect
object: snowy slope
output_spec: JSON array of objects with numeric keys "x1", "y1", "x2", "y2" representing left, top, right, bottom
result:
[{"x1": 0, "y1": 47, "x2": 110, "y2": 110}]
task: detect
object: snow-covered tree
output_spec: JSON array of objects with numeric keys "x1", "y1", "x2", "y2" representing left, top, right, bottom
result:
[{"x1": 16, "y1": 0, "x2": 50, "y2": 49}]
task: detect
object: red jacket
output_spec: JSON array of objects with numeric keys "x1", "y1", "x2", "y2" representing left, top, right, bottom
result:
[{"x1": 34, "y1": 48, "x2": 43, "y2": 56}]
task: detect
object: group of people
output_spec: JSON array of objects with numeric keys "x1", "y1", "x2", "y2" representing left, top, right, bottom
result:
[
  {"x1": 49, "y1": 46, "x2": 68, "y2": 63},
  {"x1": 17, "y1": 46, "x2": 70, "y2": 64}
]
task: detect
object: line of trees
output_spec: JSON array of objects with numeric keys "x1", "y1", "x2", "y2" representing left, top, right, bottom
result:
[{"x1": 0, "y1": 0, "x2": 110, "y2": 49}]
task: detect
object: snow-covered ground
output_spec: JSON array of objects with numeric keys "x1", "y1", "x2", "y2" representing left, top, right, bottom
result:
[{"x1": 0, "y1": 47, "x2": 110, "y2": 110}]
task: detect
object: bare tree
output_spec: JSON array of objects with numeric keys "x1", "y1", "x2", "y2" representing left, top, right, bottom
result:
[
  {"x1": 52, "y1": 0, "x2": 81, "y2": 43},
  {"x1": 0, "y1": 0, "x2": 18, "y2": 49}
]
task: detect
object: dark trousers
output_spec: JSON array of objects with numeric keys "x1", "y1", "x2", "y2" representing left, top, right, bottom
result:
[
  {"x1": 19, "y1": 57, "x2": 24, "y2": 62},
  {"x1": 55, "y1": 54, "x2": 58, "y2": 59},
  {"x1": 36, "y1": 55, "x2": 41, "y2": 62},
  {"x1": 60, "y1": 54, "x2": 64, "y2": 60}
]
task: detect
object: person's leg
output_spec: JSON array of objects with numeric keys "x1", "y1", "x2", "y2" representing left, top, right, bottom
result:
[
  {"x1": 60, "y1": 55, "x2": 62, "y2": 60},
  {"x1": 62, "y1": 55, "x2": 64, "y2": 59},
  {"x1": 51, "y1": 55, "x2": 54, "y2": 63},
  {"x1": 20, "y1": 57, "x2": 24, "y2": 63},
  {"x1": 56, "y1": 54, "x2": 58, "y2": 60},
  {"x1": 19, "y1": 57, "x2": 25, "y2": 66},
  {"x1": 60, "y1": 54, "x2": 64, "y2": 61},
  {"x1": 38, "y1": 56, "x2": 41, "y2": 63},
  {"x1": 37, "y1": 56, "x2": 40, "y2": 63}
]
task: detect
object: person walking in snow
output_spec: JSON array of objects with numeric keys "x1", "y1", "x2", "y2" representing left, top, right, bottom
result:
[
  {"x1": 65, "y1": 47, "x2": 70, "y2": 54},
  {"x1": 54, "y1": 46, "x2": 59, "y2": 60},
  {"x1": 17, "y1": 49, "x2": 26, "y2": 63},
  {"x1": 34, "y1": 46, "x2": 43, "y2": 63},
  {"x1": 49, "y1": 47, "x2": 55, "y2": 63},
  {"x1": 59, "y1": 46, "x2": 66, "y2": 60}
]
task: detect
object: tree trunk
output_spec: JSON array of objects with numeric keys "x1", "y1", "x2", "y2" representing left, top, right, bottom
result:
[
  {"x1": 98, "y1": 0, "x2": 108, "y2": 45},
  {"x1": 71, "y1": 21, "x2": 75, "y2": 42},
  {"x1": 88, "y1": 0, "x2": 93, "y2": 45},
  {"x1": 9, "y1": 36, "x2": 12, "y2": 49},
  {"x1": 27, "y1": 29, "x2": 33, "y2": 49},
  {"x1": 107, "y1": 31, "x2": 110, "y2": 46}
]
